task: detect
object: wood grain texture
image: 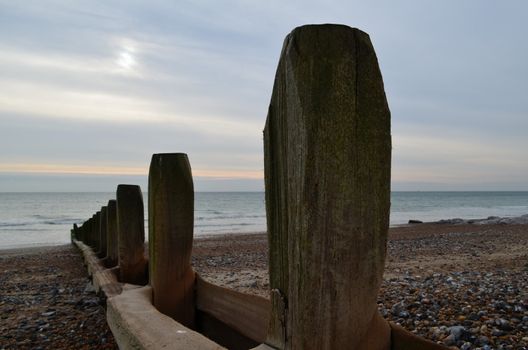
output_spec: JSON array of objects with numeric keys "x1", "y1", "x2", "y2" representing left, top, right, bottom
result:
[
  {"x1": 148, "y1": 153, "x2": 195, "y2": 328},
  {"x1": 196, "y1": 275, "x2": 270, "y2": 343},
  {"x1": 264, "y1": 24, "x2": 391, "y2": 349},
  {"x1": 116, "y1": 184, "x2": 148, "y2": 285}
]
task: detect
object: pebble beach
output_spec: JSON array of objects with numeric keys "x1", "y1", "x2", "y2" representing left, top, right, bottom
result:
[
  {"x1": 1, "y1": 222, "x2": 527, "y2": 349},
  {"x1": 0, "y1": 246, "x2": 116, "y2": 349},
  {"x1": 193, "y1": 223, "x2": 528, "y2": 350}
]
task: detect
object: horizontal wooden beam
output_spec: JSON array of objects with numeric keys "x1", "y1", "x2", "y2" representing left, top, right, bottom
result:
[{"x1": 195, "y1": 275, "x2": 270, "y2": 343}]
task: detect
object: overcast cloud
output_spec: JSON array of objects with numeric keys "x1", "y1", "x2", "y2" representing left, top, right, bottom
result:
[{"x1": 1, "y1": 0, "x2": 527, "y2": 191}]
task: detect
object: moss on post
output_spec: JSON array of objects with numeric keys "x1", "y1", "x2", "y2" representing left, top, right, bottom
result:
[
  {"x1": 148, "y1": 153, "x2": 195, "y2": 328},
  {"x1": 116, "y1": 184, "x2": 147, "y2": 285},
  {"x1": 264, "y1": 24, "x2": 391, "y2": 349}
]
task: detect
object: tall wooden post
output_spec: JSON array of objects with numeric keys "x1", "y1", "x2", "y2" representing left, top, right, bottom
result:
[
  {"x1": 77, "y1": 223, "x2": 83, "y2": 242},
  {"x1": 72, "y1": 223, "x2": 79, "y2": 241},
  {"x1": 263, "y1": 24, "x2": 391, "y2": 349},
  {"x1": 93, "y1": 211, "x2": 101, "y2": 252},
  {"x1": 89, "y1": 217, "x2": 95, "y2": 247},
  {"x1": 94, "y1": 214, "x2": 98, "y2": 249},
  {"x1": 105, "y1": 199, "x2": 119, "y2": 267},
  {"x1": 82, "y1": 221, "x2": 88, "y2": 243},
  {"x1": 148, "y1": 153, "x2": 195, "y2": 328},
  {"x1": 84, "y1": 218, "x2": 91, "y2": 245},
  {"x1": 99, "y1": 206, "x2": 108, "y2": 258},
  {"x1": 116, "y1": 184, "x2": 147, "y2": 285}
]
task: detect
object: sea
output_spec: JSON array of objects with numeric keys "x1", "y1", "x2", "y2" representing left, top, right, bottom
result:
[{"x1": 0, "y1": 192, "x2": 527, "y2": 250}]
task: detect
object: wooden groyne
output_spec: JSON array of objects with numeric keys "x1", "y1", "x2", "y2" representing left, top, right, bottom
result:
[{"x1": 71, "y1": 24, "x2": 447, "y2": 350}]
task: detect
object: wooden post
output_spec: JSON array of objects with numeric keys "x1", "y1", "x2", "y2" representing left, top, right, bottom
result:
[
  {"x1": 105, "y1": 199, "x2": 119, "y2": 267},
  {"x1": 263, "y1": 24, "x2": 391, "y2": 349},
  {"x1": 116, "y1": 184, "x2": 147, "y2": 285},
  {"x1": 83, "y1": 218, "x2": 92, "y2": 246},
  {"x1": 94, "y1": 211, "x2": 101, "y2": 253},
  {"x1": 82, "y1": 221, "x2": 88, "y2": 243},
  {"x1": 89, "y1": 214, "x2": 96, "y2": 248},
  {"x1": 88, "y1": 217, "x2": 95, "y2": 247},
  {"x1": 148, "y1": 153, "x2": 195, "y2": 328},
  {"x1": 76, "y1": 223, "x2": 82, "y2": 242},
  {"x1": 72, "y1": 223, "x2": 79, "y2": 241},
  {"x1": 99, "y1": 206, "x2": 108, "y2": 258}
]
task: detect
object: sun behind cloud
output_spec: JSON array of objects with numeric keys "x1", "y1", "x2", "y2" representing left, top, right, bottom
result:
[
  {"x1": 117, "y1": 51, "x2": 136, "y2": 70},
  {"x1": 115, "y1": 40, "x2": 138, "y2": 72}
]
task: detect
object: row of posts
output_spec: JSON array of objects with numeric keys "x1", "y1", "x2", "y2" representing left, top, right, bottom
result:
[
  {"x1": 73, "y1": 153, "x2": 195, "y2": 327},
  {"x1": 72, "y1": 24, "x2": 402, "y2": 349}
]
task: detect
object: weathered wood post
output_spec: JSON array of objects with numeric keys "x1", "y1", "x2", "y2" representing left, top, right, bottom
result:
[
  {"x1": 87, "y1": 220, "x2": 91, "y2": 244},
  {"x1": 89, "y1": 217, "x2": 95, "y2": 247},
  {"x1": 148, "y1": 153, "x2": 195, "y2": 328},
  {"x1": 105, "y1": 199, "x2": 119, "y2": 267},
  {"x1": 75, "y1": 223, "x2": 81, "y2": 242},
  {"x1": 116, "y1": 184, "x2": 147, "y2": 285},
  {"x1": 263, "y1": 24, "x2": 391, "y2": 350},
  {"x1": 72, "y1": 223, "x2": 79, "y2": 242},
  {"x1": 98, "y1": 206, "x2": 108, "y2": 258},
  {"x1": 82, "y1": 221, "x2": 88, "y2": 243},
  {"x1": 89, "y1": 214, "x2": 96, "y2": 248},
  {"x1": 83, "y1": 219, "x2": 88, "y2": 245},
  {"x1": 93, "y1": 211, "x2": 101, "y2": 252}
]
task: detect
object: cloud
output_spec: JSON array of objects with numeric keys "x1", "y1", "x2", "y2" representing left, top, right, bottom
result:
[{"x1": 0, "y1": 1, "x2": 527, "y2": 190}]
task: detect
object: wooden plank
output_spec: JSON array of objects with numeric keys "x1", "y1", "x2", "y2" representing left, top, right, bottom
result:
[
  {"x1": 93, "y1": 267, "x2": 122, "y2": 298},
  {"x1": 195, "y1": 275, "x2": 270, "y2": 343},
  {"x1": 197, "y1": 312, "x2": 258, "y2": 350}
]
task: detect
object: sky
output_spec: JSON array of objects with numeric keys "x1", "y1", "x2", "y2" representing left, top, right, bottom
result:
[{"x1": 0, "y1": 1, "x2": 527, "y2": 192}]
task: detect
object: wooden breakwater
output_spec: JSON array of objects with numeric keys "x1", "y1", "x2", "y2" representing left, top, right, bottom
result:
[{"x1": 71, "y1": 24, "x2": 447, "y2": 350}]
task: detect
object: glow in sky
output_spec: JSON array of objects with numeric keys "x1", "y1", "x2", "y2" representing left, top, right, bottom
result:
[{"x1": 0, "y1": 1, "x2": 527, "y2": 191}]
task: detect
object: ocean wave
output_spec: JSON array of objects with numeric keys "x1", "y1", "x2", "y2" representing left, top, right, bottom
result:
[
  {"x1": 195, "y1": 222, "x2": 256, "y2": 228},
  {"x1": 2, "y1": 227, "x2": 47, "y2": 232},
  {"x1": 0, "y1": 222, "x2": 30, "y2": 227},
  {"x1": 0, "y1": 218, "x2": 81, "y2": 228},
  {"x1": 196, "y1": 214, "x2": 265, "y2": 221},
  {"x1": 43, "y1": 219, "x2": 80, "y2": 225}
]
